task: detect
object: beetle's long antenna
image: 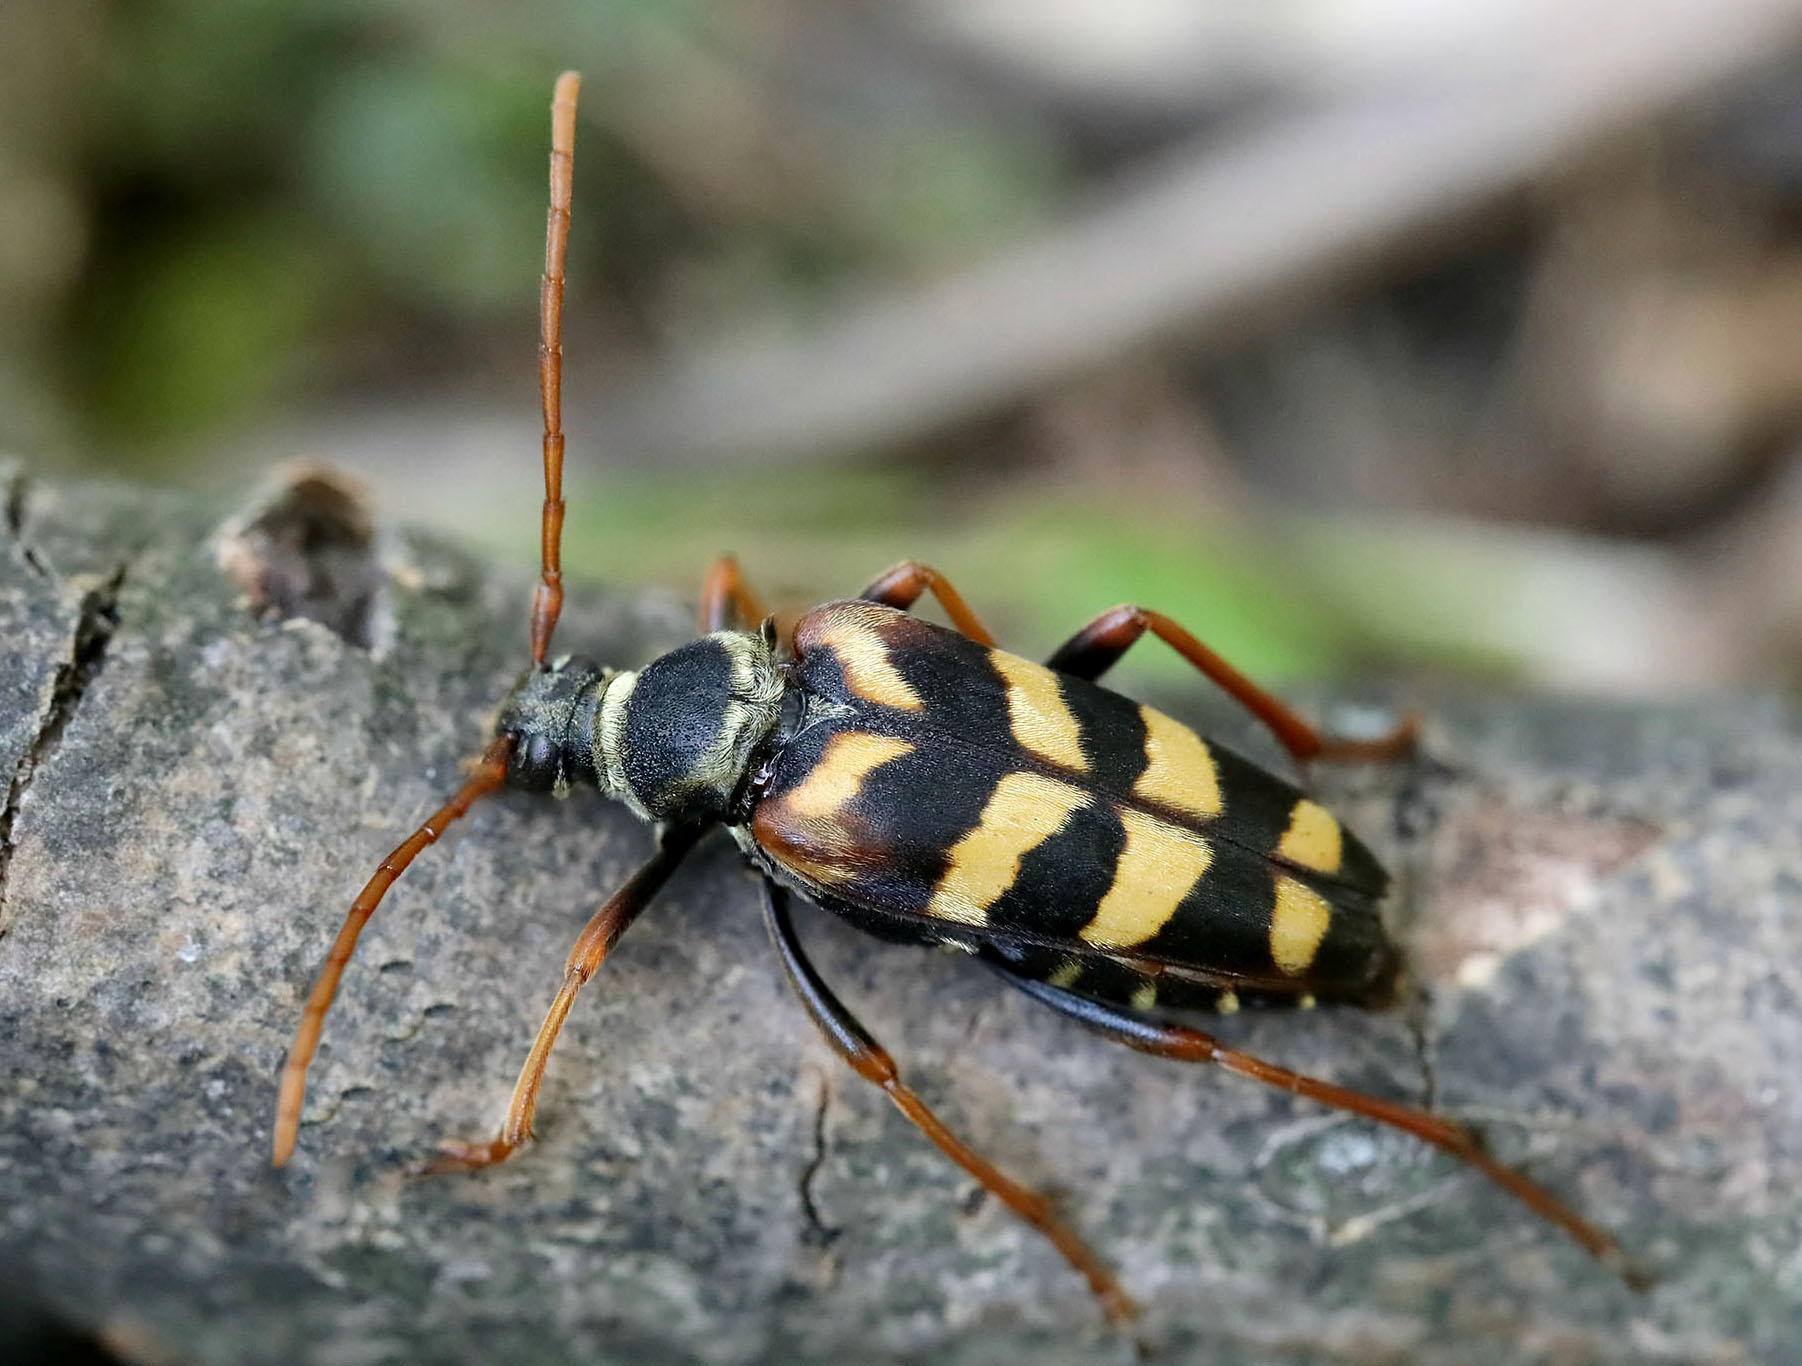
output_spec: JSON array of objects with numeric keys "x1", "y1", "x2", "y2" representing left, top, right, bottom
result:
[
  {"x1": 529, "y1": 71, "x2": 581, "y2": 667},
  {"x1": 272, "y1": 735, "x2": 514, "y2": 1166}
]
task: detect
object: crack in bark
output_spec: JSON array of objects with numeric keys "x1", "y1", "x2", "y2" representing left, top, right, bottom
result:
[
  {"x1": 797, "y1": 1072, "x2": 840, "y2": 1247},
  {"x1": 4, "y1": 469, "x2": 49, "y2": 579},
  {"x1": 0, "y1": 562, "x2": 129, "y2": 939},
  {"x1": 1389, "y1": 763, "x2": 1445, "y2": 1111},
  {"x1": 1404, "y1": 987, "x2": 1439, "y2": 1112}
]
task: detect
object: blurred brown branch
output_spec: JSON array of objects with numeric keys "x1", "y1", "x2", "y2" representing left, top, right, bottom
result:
[{"x1": 583, "y1": 0, "x2": 1802, "y2": 469}]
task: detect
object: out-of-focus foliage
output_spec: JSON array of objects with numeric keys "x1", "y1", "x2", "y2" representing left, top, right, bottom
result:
[
  {"x1": 2, "y1": 0, "x2": 1064, "y2": 460},
  {"x1": 539, "y1": 466, "x2": 1347, "y2": 681},
  {"x1": 7, "y1": 0, "x2": 1802, "y2": 692}
]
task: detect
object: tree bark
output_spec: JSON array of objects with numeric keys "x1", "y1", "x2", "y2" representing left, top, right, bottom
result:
[{"x1": 0, "y1": 464, "x2": 1793, "y2": 1364}]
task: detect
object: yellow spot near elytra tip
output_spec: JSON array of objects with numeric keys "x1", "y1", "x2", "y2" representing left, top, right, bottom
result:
[
  {"x1": 1276, "y1": 799, "x2": 1343, "y2": 877},
  {"x1": 1047, "y1": 958, "x2": 1083, "y2": 990},
  {"x1": 1081, "y1": 811, "x2": 1211, "y2": 949},
  {"x1": 990, "y1": 651, "x2": 1088, "y2": 772},
  {"x1": 929, "y1": 772, "x2": 1087, "y2": 927},
  {"x1": 784, "y1": 732, "x2": 914, "y2": 821},
  {"x1": 822, "y1": 618, "x2": 922, "y2": 711},
  {"x1": 1134, "y1": 706, "x2": 1222, "y2": 821},
  {"x1": 1129, "y1": 980, "x2": 1158, "y2": 1012},
  {"x1": 1298, "y1": 993, "x2": 1317, "y2": 1011},
  {"x1": 1270, "y1": 875, "x2": 1332, "y2": 975},
  {"x1": 1216, "y1": 990, "x2": 1241, "y2": 1015}
]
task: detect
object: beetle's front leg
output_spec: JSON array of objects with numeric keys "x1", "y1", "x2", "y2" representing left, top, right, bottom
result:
[
  {"x1": 422, "y1": 824, "x2": 704, "y2": 1172},
  {"x1": 699, "y1": 555, "x2": 769, "y2": 634}
]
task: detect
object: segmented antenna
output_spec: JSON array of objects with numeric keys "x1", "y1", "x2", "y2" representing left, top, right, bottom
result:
[
  {"x1": 529, "y1": 71, "x2": 581, "y2": 667},
  {"x1": 272, "y1": 736, "x2": 513, "y2": 1165},
  {"x1": 271, "y1": 73, "x2": 586, "y2": 1166}
]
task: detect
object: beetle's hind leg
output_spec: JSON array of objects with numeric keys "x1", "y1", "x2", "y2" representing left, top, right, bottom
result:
[
  {"x1": 990, "y1": 962, "x2": 1650, "y2": 1289},
  {"x1": 1046, "y1": 605, "x2": 1415, "y2": 764},
  {"x1": 422, "y1": 825, "x2": 704, "y2": 1172},
  {"x1": 979, "y1": 944, "x2": 1310, "y2": 1017},
  {"x1": 760, "y1": 879, "x2": 1136, "y2": 1325}
]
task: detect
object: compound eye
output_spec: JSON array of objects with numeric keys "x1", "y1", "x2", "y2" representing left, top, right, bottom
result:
[{"x1": 508, "y1": 729, "x2": 561, "y2": 791}]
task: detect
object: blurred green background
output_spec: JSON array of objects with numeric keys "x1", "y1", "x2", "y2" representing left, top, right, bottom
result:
[{"x1": 8, "y1": 0, "x2": 1802, "y2": 690}]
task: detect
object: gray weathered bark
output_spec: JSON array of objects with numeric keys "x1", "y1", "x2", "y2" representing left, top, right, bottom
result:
[{"x1": 1, "y1": 464, "x2": 1796, "y2": 1364}]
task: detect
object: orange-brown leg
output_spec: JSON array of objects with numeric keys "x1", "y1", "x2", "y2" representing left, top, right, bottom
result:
[
  {"x1": 273, "y1": 735, "x2": 514, "y2": 1166},
  {"x1": 700, "y1": 555, "x2": 769, "y2": 634},
  {"x1": 423, "y1": 824, "x2": 705, "y2": 1172},
  {"x1": 999, "y1": 968, "x2": 1651, "y2": 1290},
  {"x1": 760, "y1": 880, "x2": 1137, "y2": 1325},
  {"x1": 860, "y1": 561, "x2": 997, "y2": 647},
  {"x1": 1047, "y1": 604, "x2": 1416, "y2": 764}
]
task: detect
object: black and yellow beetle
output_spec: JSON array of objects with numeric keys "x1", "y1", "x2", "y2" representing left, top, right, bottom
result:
[{"x1": 271, "y1": 72, "x2": 1640, "y2": 1322}]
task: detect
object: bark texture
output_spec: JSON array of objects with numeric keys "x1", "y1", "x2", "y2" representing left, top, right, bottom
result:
[{"x1": 1, "y1": 464, "x2": 1796, "y2": 1365}]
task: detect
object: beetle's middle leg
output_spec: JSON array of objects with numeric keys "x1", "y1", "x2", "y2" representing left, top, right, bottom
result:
[
  {"x1": 859, "y1": 561, "x2": 996, "y2": 646},
  {"x1": 760, "y1": 878, "x2": 1136, "y2": 1325},
  {"x1": 422, "y1": 824, "x2": 704, "y2": 1172},
  {"x1": 1046, "y1": 605, "x2": 1416, "y2": 764}
]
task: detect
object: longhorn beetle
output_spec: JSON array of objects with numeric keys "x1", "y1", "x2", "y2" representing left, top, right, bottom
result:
[{"x1": 273, "y1": 71, "x2": 1644, "y2": 1321}]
